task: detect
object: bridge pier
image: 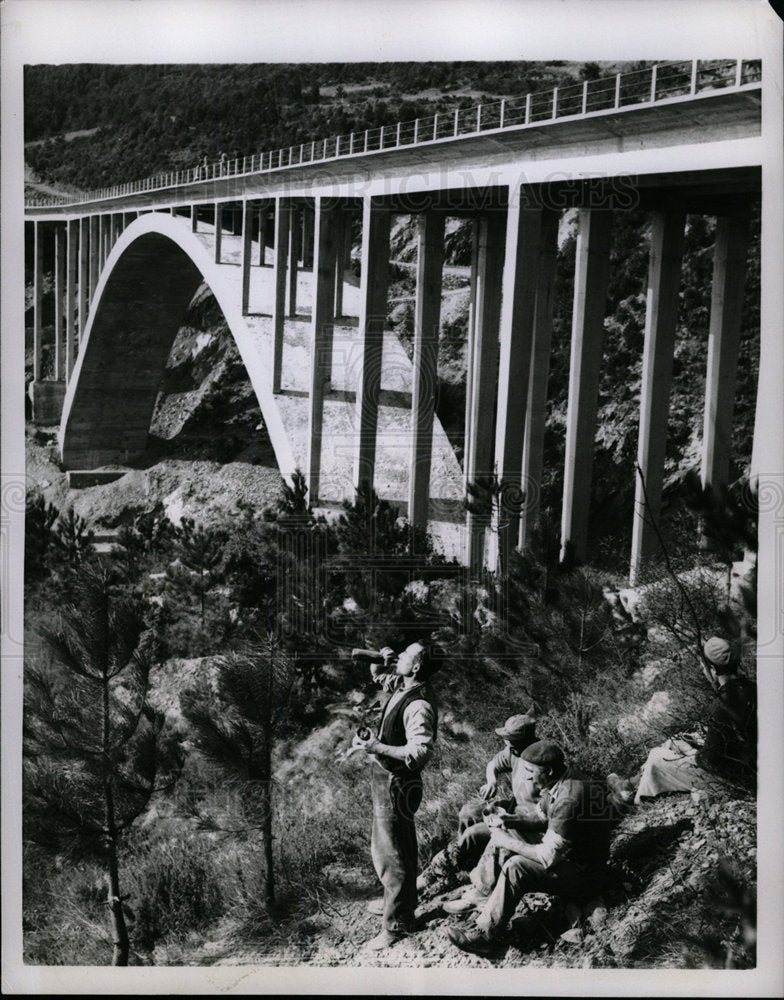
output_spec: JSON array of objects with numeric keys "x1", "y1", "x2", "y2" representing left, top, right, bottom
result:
[
  {"x1": 302, "y1": 205, "x2": 315, "y2": 270},
  {"x1": 99, "y1": 215, "x2": 109, "y2": 270},
  {"x1": 560, "y1": 208, "x2": 613, "y2": 564},
  {"x1": 334, "y1": 208, "x2": 354, "y2": 318},
  {"x1": 89, "y1": 216, "x2": 99, "y2": 297},
  {"x1": 241, "y1": 199, "x2": 254, "y2": 316},
  {"x1": 307, "y1": 197, "x2": 340, "y2": 503},
  {"x1": 33, "y1": 221, "x2": 45, "y2": 383},
  {"x1": 54, "y1": 222, "x2": 66, "y2": 380},
  {"x1": 492, "y1": 197, "x2": 543, "y2": 572},
  {"x1": 288, "y1": 203, "x2": 299, "y2": 316},
  {"x1": 272, "y1": 198, "x2": 292, "y2": 393},
  {"x1": 214, "y1": 203, "x2": 223, "y2": 264},
  {"x1": 701, "y1": 213, "x2": 750, "y2": 490},
  {"x1": 408, "y1": 210, "x2": 444, "y2": 528},
  {"x1": 352, "y1": 198, "x2": 391, "y2": 498},
  {"x1": 66, "y1": 218, "x2": 79, "y2": 382},
  {"x1": 630, "y1": 211, "x2": 686, "y2": 584},
  {"x1": 78, "y1": 217, "x2": 89, "y2": 338},
  {"x1": 466, "y1": 210, "x2": 506, "y2": 575},
  {"x1": 519, "y1": 207, "x2": 560, "y2": 550}
]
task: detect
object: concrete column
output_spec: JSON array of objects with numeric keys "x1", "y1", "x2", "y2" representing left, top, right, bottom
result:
[
  {"x1": 466, "y1": 211, "x2": 506, "y2": 574},
  {"x1": 265, "y1": 210, "x2": 275, "y2": 261},
  {"x1": 520, "y1": 208, "x2": 560, "y2": 548},
  {"x1": 191, "y1": 204, "x2": 198, "y2": 233},
  {"x1": 492, "y1": 199, "x2": 543, "y2": 570},
  {"x1": 99, "y1": 215, "x2": 109, "y2": 270},
  {"x1": 560, "y1": 208, "x2": 613, "y2": 563},
  {"x1": 701, "y1": 214, "x2": 750, "y2": 490},
  {"x1": 272, "y1": 199, "x2": 292, "y2": 393},
  {"x1": 352, "y1": 199, "x2": 391, "y2": 495},
  {"x1": 306, "y1": 198, "x2": 340, "y2": 503},
  {"x1": 463, "y1": 219, "x2": 480, "y2": 490},
  {"x1": 124, "y1": 211, "x2": 137, "y2": 228},
  {"x1": 303, "y1": 205, "x2": 315, "y2": 269},
  {"x1": 630, "y1": 212, "x2": 686, "y2": 584},
  {"x1": 408, "y1": 211, "x2": 444, "y2": 528},
  {"x1": 110, "y1": 213, "x2": 121, "y2": 245},
  {"x1": 33, "y1": 221, "x2": 44, "y2": 382},
  {"x1": 288, "y1": 204, "x2": 300, "y2": 316},
  {"x1": 333, "y1": 210, "x2": 347, "y2": 318},
  {"x1": 54, "y1": 224, "x2": 66, "y2": 381},
  {"x1": 257, "y1": 205, "x2": 266, "y2": 266},
  {"x1": 214, "y1": 203, "x2": 223, "y2": 264},
  {"x1": 241, "y1": 200, "x2": 254, "y2": 316},
  {"x1": 66, "y1": 219, "x2": 79, "y2": 382},
  {"x1": 89, "y1": 215, "x2": 99, "y2": 297},
  {"x1": 78, "y1": 217, "x2": 90, "y2": 338}
]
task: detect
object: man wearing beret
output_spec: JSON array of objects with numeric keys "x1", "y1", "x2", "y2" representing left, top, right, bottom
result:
[
  {"x1": 607, "y1": 636, "x2": 757, "y2": 804},
  {"x1": 416, "y1": 713, "x2": 538, "y2": 897},
  {"x1": 447, "y1": 739, "x2": 613, "y2": 954}
]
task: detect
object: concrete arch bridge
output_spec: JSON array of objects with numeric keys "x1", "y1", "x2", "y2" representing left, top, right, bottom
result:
[{"x1": 25, "y1": 59, "x2": 764, "y2": 580}]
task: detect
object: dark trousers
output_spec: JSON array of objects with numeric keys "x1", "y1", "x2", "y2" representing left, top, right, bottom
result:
[
  {"x1": 370, "y1": 761, "x2": 423, "y2": 933},
  {"x1": 475, "y1": 852, "x2": 603, "y2": 937}
]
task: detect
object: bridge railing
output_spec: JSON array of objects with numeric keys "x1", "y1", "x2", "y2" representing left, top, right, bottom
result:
[{"x1": 24, "y1": 58, "x2": 762, "y2": 209}]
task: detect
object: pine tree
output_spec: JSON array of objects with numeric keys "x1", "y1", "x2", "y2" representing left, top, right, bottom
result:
[
  {"x1": 179, "y1": 639, "x2": 295, "y2": 912},
  {"x1": 23, "y1": 567, "x2": 182, "y2": 965},
  {"x1": 170, "y1": 516, "x2": 226, "y2": 627},
  {"x1": 24, "y1": 491, "x2": 59, "y2": 584}
]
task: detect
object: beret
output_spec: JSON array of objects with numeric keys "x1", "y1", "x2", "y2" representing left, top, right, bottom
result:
[{"x1": 520, "y1": 739, "x2": 565, "y2": 771}]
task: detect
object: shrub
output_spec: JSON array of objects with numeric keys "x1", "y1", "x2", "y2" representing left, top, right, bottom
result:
[{"x1": 128, "y1": 834, "x2": 224, "y2": 953}]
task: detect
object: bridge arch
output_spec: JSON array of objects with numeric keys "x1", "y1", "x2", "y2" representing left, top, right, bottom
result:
[{"x1": 58, "y1": 213, "x2": 297, "y2": 480}]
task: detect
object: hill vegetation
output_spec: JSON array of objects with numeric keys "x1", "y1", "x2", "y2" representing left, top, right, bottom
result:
[{"x1": 24, "y1": 61, "x2": 615, "y2": 191}]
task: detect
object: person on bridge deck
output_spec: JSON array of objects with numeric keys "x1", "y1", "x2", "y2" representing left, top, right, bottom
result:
[
  {"x1": 607, "y1": 636, "x2": 757, "y2": 806},
  {"x1": 417, "y1": 712, "x2": 539, "y2": 896},
  {"x1": 350, "y1": 642, "x2": 440, "y2": 950},
  {"x1": 447, "y1": 740, "x2": 613, "y2": 955}
]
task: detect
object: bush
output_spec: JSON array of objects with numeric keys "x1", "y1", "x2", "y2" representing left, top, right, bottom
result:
[{"x1": 128, "y1": 834, "x2": 225, "y2": 953}]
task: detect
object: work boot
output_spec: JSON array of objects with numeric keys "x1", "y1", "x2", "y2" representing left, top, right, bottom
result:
[
  {"x1": 446, "y1": 925, "x2": 494, "y2": 955},
  {"x1": 366, "y1": 928, "x2": 406, "y2": 950}
]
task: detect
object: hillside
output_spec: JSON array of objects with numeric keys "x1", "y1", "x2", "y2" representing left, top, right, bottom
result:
[{"x1": 23, "y1": 62, "x2": 628, "y2": 192}]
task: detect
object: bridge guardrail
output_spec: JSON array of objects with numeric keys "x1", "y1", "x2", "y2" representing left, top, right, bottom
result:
[{"x1": 24, "y1": 59, "x2": 762, "y2": 209}]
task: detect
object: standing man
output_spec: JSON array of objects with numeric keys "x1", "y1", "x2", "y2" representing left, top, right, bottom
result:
[{"x1": 351, "y1": 642, "x2": 439, "y2": 950}]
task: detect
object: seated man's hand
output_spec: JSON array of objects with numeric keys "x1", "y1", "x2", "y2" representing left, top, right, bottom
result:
[
  {"x1": 484, "y1": 810, "x2": 511, "y2": 830},
  {"x1": 479, "y1": 782, "x2": 497, "y2": 801}
]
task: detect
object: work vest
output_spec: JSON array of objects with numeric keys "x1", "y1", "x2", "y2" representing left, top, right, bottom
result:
[{"x1": 375, "y1": 684, "x2": 437, "y2": 775}]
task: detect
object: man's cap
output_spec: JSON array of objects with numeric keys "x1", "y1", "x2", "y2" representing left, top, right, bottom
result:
[
  {"x1": 495, "y1": 713, "x2": 537, "y2": 741},
  {"x1": 703, "y1": 636, "x2": 740, "y2": 670},
  {"x1": 520, "y1": 739, "x2": 565, "y2": 772}
]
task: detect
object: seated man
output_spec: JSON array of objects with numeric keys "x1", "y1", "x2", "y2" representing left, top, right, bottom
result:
[
  {"x1": 417, "y1": 713, "x2": 538, "y2": 895},
  {"x1": 608, "y1": 636, "x2": 757, "y2": 805},
  {"x1": 458, "y1": 712, "x2": 539, "y2": 835},
  {"x1": 447, "y1": 740, "x2": 613, "y2": 954}
]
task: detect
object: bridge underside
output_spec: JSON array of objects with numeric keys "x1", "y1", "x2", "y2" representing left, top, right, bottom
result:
[{"x1": 60, "y1": 233, "x2": 202, "y2": 468}]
